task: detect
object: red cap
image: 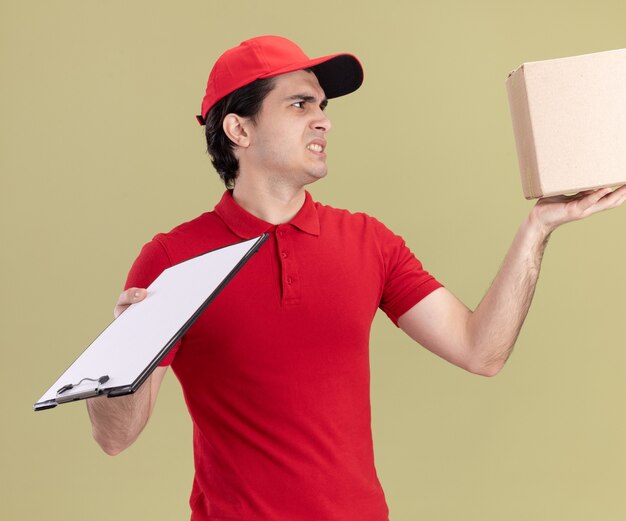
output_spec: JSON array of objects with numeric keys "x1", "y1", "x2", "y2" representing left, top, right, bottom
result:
[{"x1": 196, "y1": 35, "x2": 364, "y2": 125}]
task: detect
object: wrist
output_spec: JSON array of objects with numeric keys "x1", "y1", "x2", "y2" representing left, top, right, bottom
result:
[
  {"x1": 519, "y1": 213, "x2": 552, "y2": 262},
  {"x1": 526, "y1": 206, "x2": 555, "y2": 242}
]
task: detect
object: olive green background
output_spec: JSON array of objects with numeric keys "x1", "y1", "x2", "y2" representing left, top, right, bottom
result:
[{"x1": 2, "y1": 1, "x2": 625, "y2": 519}]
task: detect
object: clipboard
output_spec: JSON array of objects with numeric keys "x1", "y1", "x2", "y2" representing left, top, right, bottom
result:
[{"x1": 34, "y1": 234, "x2": 269, "y2": 411}]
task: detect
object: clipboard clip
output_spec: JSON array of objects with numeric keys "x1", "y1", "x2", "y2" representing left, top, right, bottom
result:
[{"x1": 56, "y1": 375, "x2": 110, "y2": 403}]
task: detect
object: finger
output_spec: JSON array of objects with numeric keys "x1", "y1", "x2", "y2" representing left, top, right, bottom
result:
[
  {"x1": 114, "y1": 288, "x2": 147, "y2": 318},
  {"x1": 603, "y1": 185, "x2": 626, "y2": 208},
  {"x1": 610, "y1": 184, "x2": 626, "y2": 201},
  {"x1": 578, "y1": 187, "x2": 613, "y2": 211},
  {"x1": 578, "y1": 186, "x2": 626, "y2": 215},
  {"x1": 116, "y1": 287, "x2": 147, "y2": 307}
]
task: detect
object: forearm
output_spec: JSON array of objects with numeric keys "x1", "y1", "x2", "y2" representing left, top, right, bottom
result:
[
  {"x1": 466, "y1": 213, "x2": 550, "y2": 375},
  {"x1": 86, "y1": 374, "x2": 155, "y2": 456},
  {"x1": 399, "y1": 187, "x2": 624, "y2": 376}
]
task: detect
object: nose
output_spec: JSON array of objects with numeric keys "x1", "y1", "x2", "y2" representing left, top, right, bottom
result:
[{"x1": 311, "y1": 108, "x2": 332, "y2": 133}]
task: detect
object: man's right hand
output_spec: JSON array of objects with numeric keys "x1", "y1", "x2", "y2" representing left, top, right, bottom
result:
[{"x1": 114, "y1": 287, "x2": 148, "y2": 318}]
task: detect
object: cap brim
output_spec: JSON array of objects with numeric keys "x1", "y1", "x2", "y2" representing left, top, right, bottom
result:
[
  {"x1": 260, "y1": 53, "x2": 364, "y2": 100},
  {"x1": 310, "y1": 54, "x2": 364, "y2": 99}
]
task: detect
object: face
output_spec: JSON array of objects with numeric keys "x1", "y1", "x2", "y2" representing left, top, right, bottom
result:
[{"x1": 242, "y1": 69, "x2": 332, "y2": 187}]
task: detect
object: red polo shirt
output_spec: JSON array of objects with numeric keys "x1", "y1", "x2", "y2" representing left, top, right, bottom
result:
[{"x1": 125, "y1": 190, "x2": 443, "y2": 521}]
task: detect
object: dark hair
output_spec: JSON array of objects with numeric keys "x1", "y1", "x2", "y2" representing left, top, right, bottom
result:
[{"x1": 204, "y1": 77, "x2": 276, "y2": 188}]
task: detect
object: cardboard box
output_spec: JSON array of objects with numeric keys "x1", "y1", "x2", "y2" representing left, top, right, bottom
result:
[{"x1": 506, "y1": 48, "x2": 626, "y2": 199}]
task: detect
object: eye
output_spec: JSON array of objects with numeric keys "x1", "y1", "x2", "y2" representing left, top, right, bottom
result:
[{"x1": 292, "y1": 101, "x2": 305, "y2": 109}]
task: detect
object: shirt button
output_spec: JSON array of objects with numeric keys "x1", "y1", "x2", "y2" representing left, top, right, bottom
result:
[
  {"x1": 278, "y1": 230, "x2": 286, "y2": 237},
  {"x1": 281, "y1": 251, "x2": 288, "y2": 258},
  {"x1": 287, "y1": 277, "x2": 293, "y2": 284}
]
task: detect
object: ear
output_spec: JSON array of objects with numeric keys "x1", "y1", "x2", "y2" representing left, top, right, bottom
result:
[{"x1": 223, "y1": 114, "x2": 251, "y2": 148}]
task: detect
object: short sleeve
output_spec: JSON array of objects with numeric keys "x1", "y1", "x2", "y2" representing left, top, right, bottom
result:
[
  {"x1": 124, "y1": 236, "x2": 180, "y2": 366},
  {"x1": 375, "y1": 221, "x2": 444, "y2": 326}
]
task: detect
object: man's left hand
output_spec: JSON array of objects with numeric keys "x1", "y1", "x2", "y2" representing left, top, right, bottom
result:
[{"x1": 530, "y1": 184, "x2": 626, "y2": 236}]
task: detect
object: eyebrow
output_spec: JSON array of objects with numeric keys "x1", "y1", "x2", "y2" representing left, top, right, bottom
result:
[{"x1": 285, "y1": 94, "x2": 329, "y2": 110}]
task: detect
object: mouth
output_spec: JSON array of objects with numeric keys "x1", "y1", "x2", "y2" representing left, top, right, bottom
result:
[{"x1": 306, "y1": 140, "x2": 326, "y2": 155}]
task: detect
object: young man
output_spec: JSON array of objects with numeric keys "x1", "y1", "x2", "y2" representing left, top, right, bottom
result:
[{"x1": 86, "y1": 36, "x2": 626, "y2": 520}]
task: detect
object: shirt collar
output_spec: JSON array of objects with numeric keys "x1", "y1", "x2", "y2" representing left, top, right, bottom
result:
[{"x1": 214, "y1": 190, "x2": 320, "y2": 239}]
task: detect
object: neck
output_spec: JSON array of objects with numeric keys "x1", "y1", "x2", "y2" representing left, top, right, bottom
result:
[{"x1": 231, "y1": 176, "x2": 307, "y2": 225}]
